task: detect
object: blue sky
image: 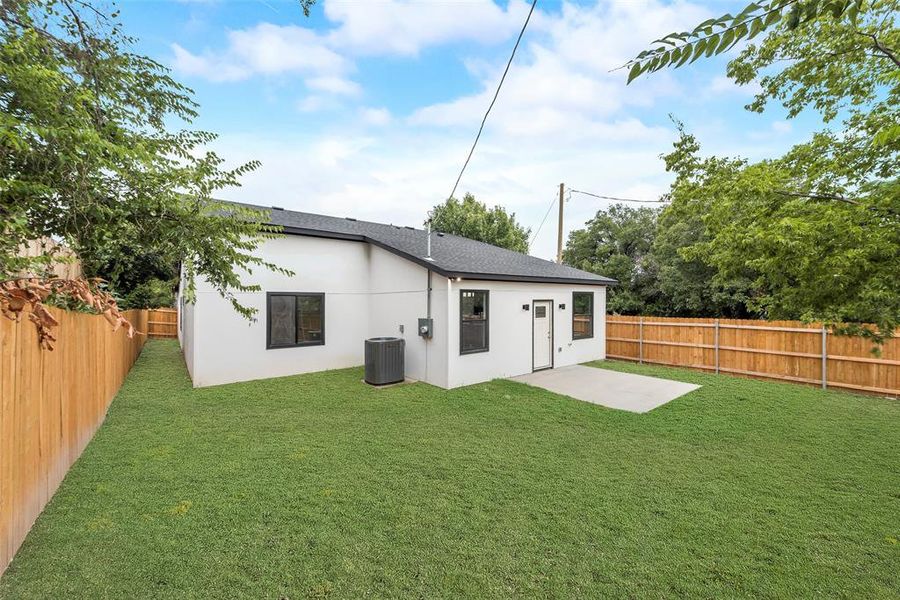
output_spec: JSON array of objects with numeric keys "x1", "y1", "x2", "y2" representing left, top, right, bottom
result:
[{"x1": 118, "y1": 0, "x2": 820, "y2": 260}]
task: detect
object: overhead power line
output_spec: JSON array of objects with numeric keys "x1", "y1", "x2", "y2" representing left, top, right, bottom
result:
[
  {"x1": 569, "y1": 188, "x2": 666, "y2": 204},
  {"x1": 529, "y1": 191, "x2": 561, "y2": 247},
  {"x1": 446, "y1": 0, "x2": 538, "y2": 202}
]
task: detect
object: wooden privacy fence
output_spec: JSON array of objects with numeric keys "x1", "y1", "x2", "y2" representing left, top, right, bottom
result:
[
  {"x1": 147, "y1": 307, "x2": 177, "y2": 339},
  {"x1": 1, "y1": 308, "x2": 148, "y2": 574},
  {"x1": 17, "y1": 238, "x2": 82, "y2": 280},
  {"x1": 606, "y1": 316, "x2": 899, "y2": 397}
]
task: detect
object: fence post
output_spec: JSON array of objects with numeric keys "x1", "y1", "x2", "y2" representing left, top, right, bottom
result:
[
  {"x1": 714, "y1": 319, "x2": 720, "y2": 374},
  {"x1": 638, "y1": 316, "x2": 643, "y2": 365},
  {"x1": 821, "y1": 325, "x2": 827, "y2": 390}
]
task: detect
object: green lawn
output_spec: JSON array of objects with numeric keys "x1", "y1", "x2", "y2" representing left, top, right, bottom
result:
[{"x1": 2, "y1": 341, "x2": 898, "y2": 599}]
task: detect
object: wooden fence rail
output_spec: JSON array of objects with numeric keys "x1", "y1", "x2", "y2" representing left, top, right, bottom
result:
[
  {"x1": 147, "y1": 308, "x2": 177, "y2": 339},
  {"x1": 1, "y1": 308, "x2": 148, "y2": 575},
  {"x1": 606, "y1": 315, "x2": 899, "y2": 397}
]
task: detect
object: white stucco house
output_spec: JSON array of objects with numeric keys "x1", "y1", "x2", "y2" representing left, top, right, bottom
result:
[{"x1": 177, "y1": 204, "x2": 616, "y2": 389}]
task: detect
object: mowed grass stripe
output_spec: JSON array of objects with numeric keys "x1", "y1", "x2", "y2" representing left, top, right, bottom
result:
[{"x1": 1, "y1": 340, "x2": 898, "y2": 598}]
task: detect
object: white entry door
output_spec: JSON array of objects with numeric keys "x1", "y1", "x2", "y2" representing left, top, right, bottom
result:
[{"x1": 533, "y1": 300, "x2": 553, "y2": 370}]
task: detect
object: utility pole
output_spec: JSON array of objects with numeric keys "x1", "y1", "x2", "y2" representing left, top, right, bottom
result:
[{"x1": 556, "y1": 182, "x2": 565, "y2": 263}]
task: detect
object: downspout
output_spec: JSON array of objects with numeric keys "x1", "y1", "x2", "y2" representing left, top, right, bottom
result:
[
  {"x1": 425, "y1": 218, "x2": 433, "y2": 383},
  {"x1": 425, "y1": 217, "x2": 434, "y2": 320},
  {"x1": 425, "y1": 269, "x2": 431, "y2": 384},
  {"x1": 426, "y1": 270, "x2": 432, "y2": 320}
]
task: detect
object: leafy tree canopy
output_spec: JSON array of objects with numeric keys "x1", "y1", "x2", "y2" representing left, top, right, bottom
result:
[
  {"x1": 121, "y1": 278, "x2": 177, "y2": 310},
  {"x1": 618, "y1": 0, "x2": 899, "y2": 343},
  {"x1": 0, "y1": 0, "x2": 291, "y2": 320},
  {"x1": 563, "y1": 205, "x2": 660, "y2": 314},
  {"x1": 653, "y1": 134, "x2": 759, "y2": 319},
  {"x1": 624, "y1": 0, "x2": 886, "y2": 83},
  {"x1": 666, "y1": 128, "x2": 899, "y2": 343},
  {"x1": 429, "y1": 193, "x2": 531, "y2": 254},
  {"x1": 627, "y1": 0, "x2": 899, "y2": 193},
  {"x1": 563, "y1": 193, "x2": 759, "y2": 319},
  {"x1": 81, "y1": 244, "x2": 178, "y2": 308}
]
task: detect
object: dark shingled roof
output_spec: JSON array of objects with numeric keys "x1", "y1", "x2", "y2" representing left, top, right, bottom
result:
[{"x1": 240, "y1": 203, "x2": 616, "y2": 286}]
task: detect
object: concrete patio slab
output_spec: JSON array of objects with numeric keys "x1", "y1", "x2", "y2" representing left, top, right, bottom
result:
[{"x1": 510, "y1": 364, "x2": 700, "y2": 413}]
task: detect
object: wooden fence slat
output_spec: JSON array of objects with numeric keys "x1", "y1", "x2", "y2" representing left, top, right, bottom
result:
[
  {"x1": 719, "y1": 324, "x2": 823, "y2": 333},
  {"x1": 146, "y1": 308, "x2": 178, "y2": 339},
  {"x1": 824, "y1": 380, "x2": 899, "y2": 396},
  {"x1": 609, "y1": 320, "x2": 717, "y2": 328},
  {"x1": 640, "y1": 339, "x2": 716, "y2": 350},
  {"x1": 605, "y1": 314, "x2": 899, "y2": 397},
  {"x1": 607, "y1": 353, "x2": 717, "y2": 372},
  {"x1": 1, "y1": 308, "x2": 147, "y2": 575},
  {"x1": 828, "y1": 354, "x2": 900, "y2": 367},
  {"x1": 718, "y1": 345, "x2": 821, "y2": 360}
]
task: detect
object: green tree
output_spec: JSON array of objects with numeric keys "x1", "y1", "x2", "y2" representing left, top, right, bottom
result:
[
  {"x1": 0, "y1": 0, "x2": 290, "y2": 321},
  {"x1": 626, "y1": 0, "x2": 899, "y2": 198},
  {"x1": 624, "y1": 0, "x2": 899, "y2": 342},
  {"x1": 81, "y1": 245, "x2": 178, "y2": 308},
  {"x1": 562, "y1": 204, "x2": 660, "y2": 314},
  {"x1": 623, "y1": 0, "x2": 881, "y2": 84},
  {"x1": 121, "y1": 278, "x2": 176, "y2": 310},
  {"x1": 429, "y1": 193, "x2": 531, "y2": 253},
  {"x1": 664, "y1": 131, "x2": 899, "y2": 343},
  {"x1": 652, "y1": 126, "x2": 760, "y2": 319}
]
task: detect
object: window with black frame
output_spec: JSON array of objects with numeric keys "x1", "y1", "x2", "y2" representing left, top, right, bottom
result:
[
  {"x1": 267, "y1": 292, "x2": 325, "y2": 349},
  {"x1": 460, "y1": 290, "x2": 489, "y2": 354},
  {"x1": 572, "y1": 291, "x2": 593, "y2": 339}
]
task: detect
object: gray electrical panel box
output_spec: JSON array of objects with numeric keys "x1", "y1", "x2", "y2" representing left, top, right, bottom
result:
[{"x1": 418, "y1": 318, "x2": 433, "y2": 339}]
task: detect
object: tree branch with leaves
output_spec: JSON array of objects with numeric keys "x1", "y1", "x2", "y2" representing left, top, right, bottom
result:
[
  {"x1": 621, "y1": 0, "x2": 899, "y2": 346},
  {"x1": 622, "y1": 1, "x2": 871, "y2": 82},
  {"x1": 1, "y1": 0, "x2": 295, "y2": 346}
]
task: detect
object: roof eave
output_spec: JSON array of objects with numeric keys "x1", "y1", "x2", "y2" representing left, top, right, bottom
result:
[
  {"x1": 445, "y1": 271, "x2": 615, "y2": 287},
  {"x1": 276, "y1": 225, "x2": 616, "y2": 286},
  {"x1": 279, "y1": 225, "x2": 456, "y2": 278}
]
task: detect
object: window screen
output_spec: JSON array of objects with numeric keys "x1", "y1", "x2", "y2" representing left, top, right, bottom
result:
[
  {"x1": 460, "y1": 290, "x2": 489, "y2": 354},
  {"x1": 572, "y1": 291, "x2": 593, "y2": 340},
  {"x1": 267, "y1": 293, "x2": 325, "y2": 349},
  {"x1": 535, "y1": 305, "x2": 547, "y2": 318}
]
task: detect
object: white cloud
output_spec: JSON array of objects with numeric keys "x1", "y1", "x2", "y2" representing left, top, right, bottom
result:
[
  {"x1": 771, "y1": 120, "x2": 792, "y2": 134},
  {"x1": 210, "y1": 122, "x2": 676, "y2": 261},
  {"x1": 708, "y1": 75, "x2": 763, "y2": 96},
  {"x1": 410, "y1": 0, "x2": 707, "y2": 137},
  {"x1": 171, "y1": 23, "x2": 348, "y2": 82},
  {"x1": 306, "y1": 75, "x2": 361, "y2": 96},
  {"x1": 205, "y1": 1, "x2": 711, "y2": 260},
  {"x1": 191, "y1": 1, "x2": 804, "y2": 262},
  {"x1": 746, "y1": 119, "x2": 794, "y2": 141},
  {"x1": 296, "y1": 95, "x2": 331, "y2": 113},
  {"x1": 171, "y1": 0, "x2": 534, "y2": 84},
  {"x1": 323, "y1": 0, "x2": 535, "y2": 56},
  {"x1": 229, "y1": 24, "x2": 346, "y2": 74},
  {"x1": 550, "y1": 0, "x2": 709, "y2": 72},
  {"x1": 171, "y1": 42, "x2": 248, "y2": 82},
  {"x1": 313, "y1": 136, "x2": 376, "y2": 167},
  {"x1": 360, "y1": 107, "x2": 392, "y2": 126}
]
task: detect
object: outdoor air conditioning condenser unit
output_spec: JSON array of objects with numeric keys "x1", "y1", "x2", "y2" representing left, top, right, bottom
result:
[{"x1": 364, "y1": 337, "x2": 405, "y2": 385}]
